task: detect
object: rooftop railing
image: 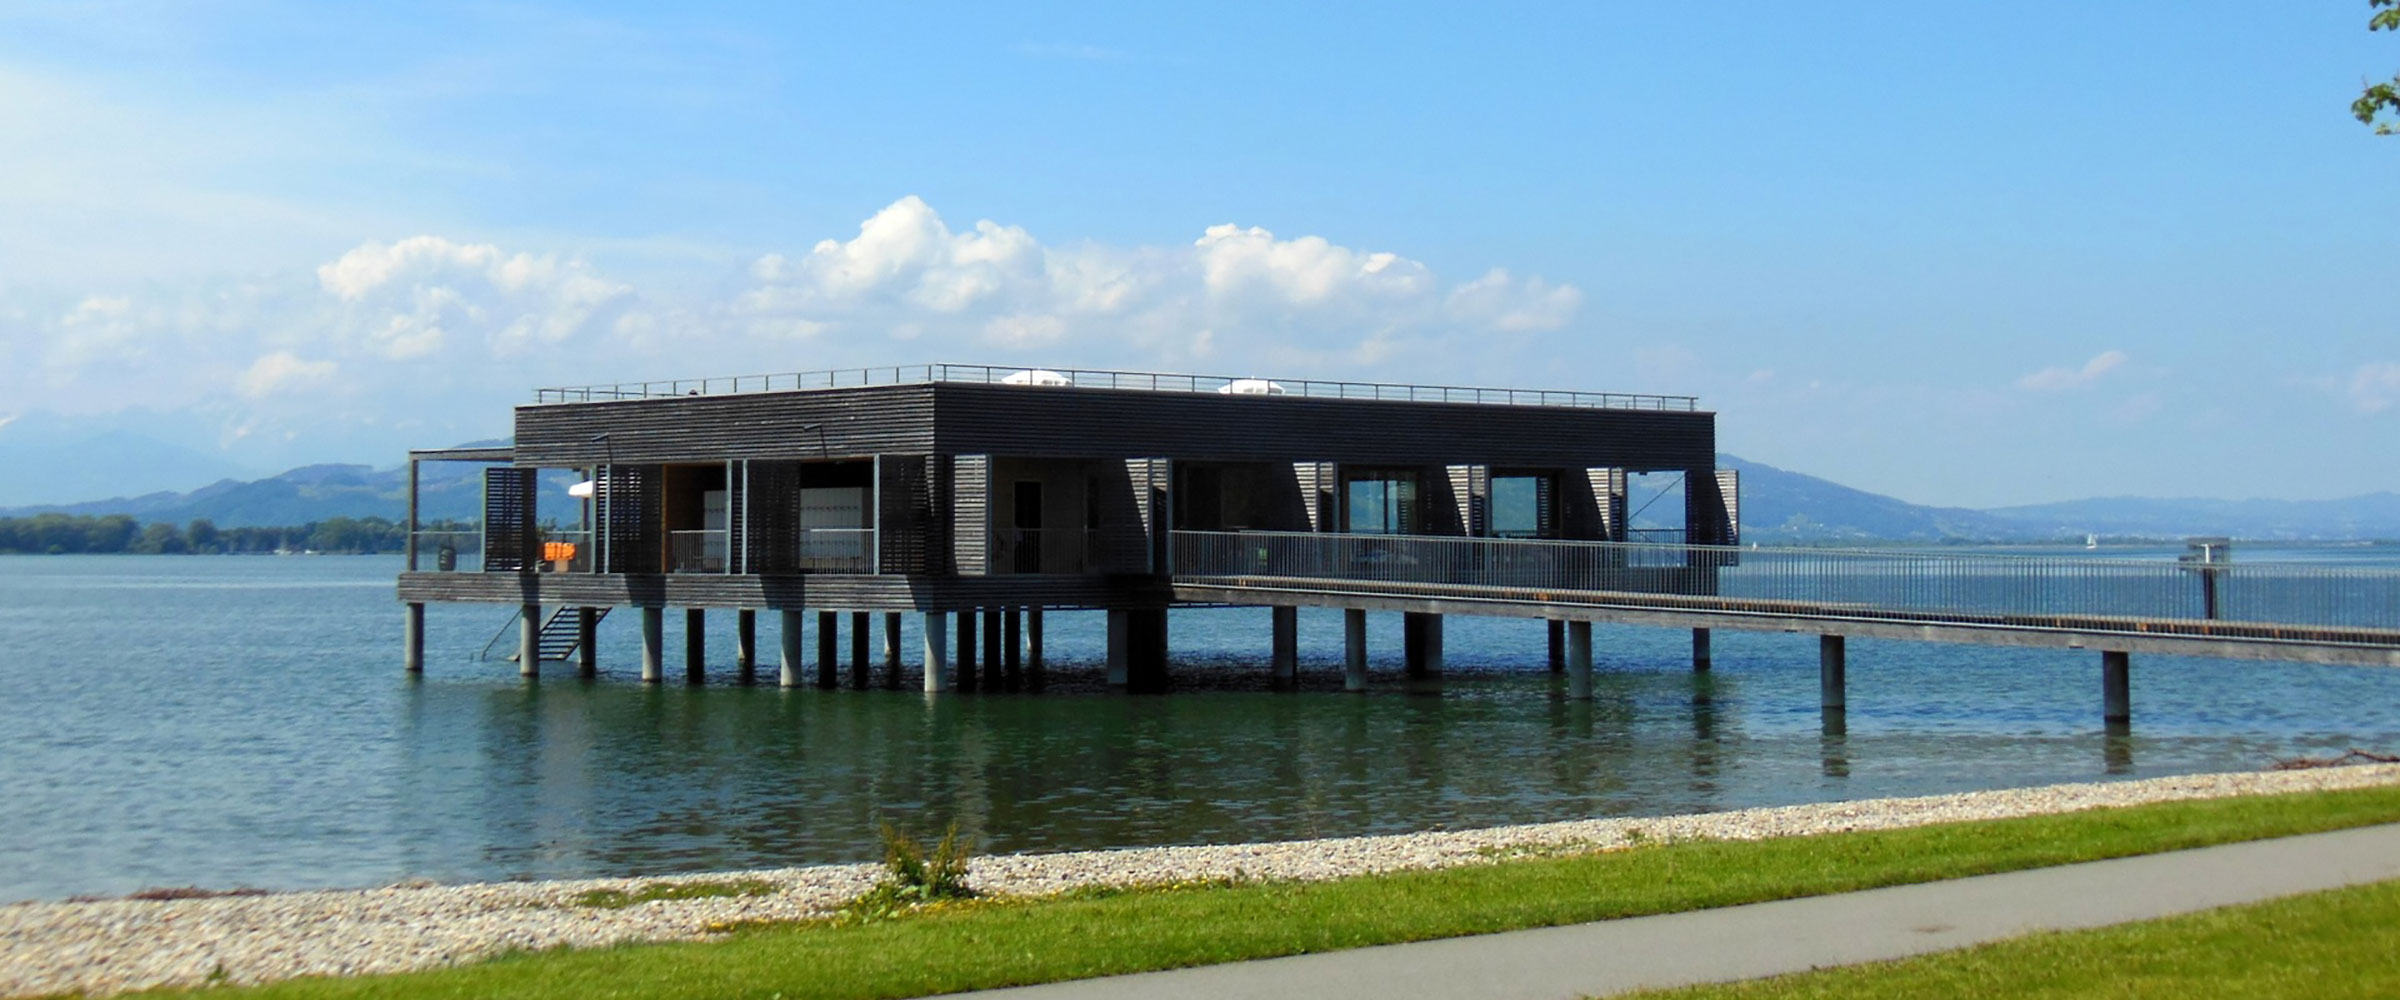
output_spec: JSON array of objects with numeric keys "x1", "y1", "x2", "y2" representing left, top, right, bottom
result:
[
  {"x1": 533, "y1": 363, "x2": 1699, "y2": 412},
  {"x1": 1171, "y1": 530, "x2": 2400, "y2": 636}
]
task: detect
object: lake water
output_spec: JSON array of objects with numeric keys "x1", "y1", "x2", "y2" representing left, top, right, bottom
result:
[{"x1": 4, "y1": 549, "x2": 2400, "y2": 903}]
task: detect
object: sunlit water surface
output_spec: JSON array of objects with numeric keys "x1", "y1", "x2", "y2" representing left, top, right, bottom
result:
[{"x1": 3, "y1": 549, "x2": 2398, "y2": 901}]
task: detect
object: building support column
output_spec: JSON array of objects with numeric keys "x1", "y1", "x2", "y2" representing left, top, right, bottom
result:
[
  {"x1": 1566, "y1": 620, "x2": 1594, "y2": 700},
  {"x1": 983, "y1": 607, "x2": 1005, "y2": 692},
  {"x1": 849, "y1": 611, "x2": 870, "y2": 690},
  {"x1": 2102, "y1": 650, "x2": 2131, "y2": 723},
  {"x1": 1344, "y1": 608, "x2": 1368, "y2": 692},
  {"x1": 1105, "y1": 609, "x2": 1129, "y2": 689},
  {"x1": 1546, "y1": 619, "x2": 1565, "y2": 673},
  {"x1": 816, "y1": 610, "x2": 838, "y2": 689},
  {"x1": 1692, "y1": 628, "x2": 1713, "y2": 673},
  {"x1": 1026, "y1": 608, "x2": 1045, "y2": 691},
  {"x1": 403, "y1": 602, "x2": 425, "y2": 674},
  {"x1": 684, "y1": 608, "x2": 706, "y2": 684},
  {"x1": 640, "y1": 607, "x2": 664, "y2": 684},
  {"x1": 957, "y1": 610, "x2": 978, "y2": 692},
  {"x1": 519, "y1": 604, "x2": 541, "y2": 678},
  {"x1": 1819, "y1": 634, "x2": 1847, "y2": 711},
  {"x1": 1402, "y1": 611, "x2": 1443, "y2": 694},
  {"x1": 577, "y1": 607, "x2": 598, "y2": 678},
  {"x1": 882, "y1": 612, "x2": 904, "y2": 689},
  {"x1": 1125, "y1": 607, "x2": 1170, "y2": 694},
  {"x1": 735, "y1": 609, "x2": 756, "y2": 684},
  {"x1": 778, "y1": 610, "x2": 803, "y2": 687},
  {"x1": 1270, "y1": 606, "x2": 1299, "y2": 691},
  {"x1": 1002, "y1": 607, "x2": 1022, "y2": 691},
  {"x1": 920, "y1": 612, "x2": 951, "y2": 692}
]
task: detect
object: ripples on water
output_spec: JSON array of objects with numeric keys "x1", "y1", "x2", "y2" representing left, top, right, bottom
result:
[{"x1": 2, "y1": 552, "x2": 2397, "y2": 901}]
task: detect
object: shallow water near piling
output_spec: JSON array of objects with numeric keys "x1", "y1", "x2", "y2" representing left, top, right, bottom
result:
[{"x1": 3, "y1": 550, "x2": 2399, "y2": 903}]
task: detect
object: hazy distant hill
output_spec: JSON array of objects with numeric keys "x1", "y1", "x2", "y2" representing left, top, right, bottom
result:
[
  {"x1": 1713, "y1": 454, "x2": 2025, "y2": 543},
  {"x1": 5, "y1": 447, "x2": 2395, "y2": 542},
  {"x1": 1983, "y1": 493, "x2": 2400, "y2": 541}
]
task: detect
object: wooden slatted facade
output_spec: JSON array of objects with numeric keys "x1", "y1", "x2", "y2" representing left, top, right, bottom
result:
[{"x1": 406, "y1": 374, "x2": 1729, "y2": 614}]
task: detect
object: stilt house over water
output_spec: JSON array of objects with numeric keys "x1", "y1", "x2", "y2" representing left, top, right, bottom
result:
[{"x1": 397, "y1": 364, "x2": 1736, "y2": 692}]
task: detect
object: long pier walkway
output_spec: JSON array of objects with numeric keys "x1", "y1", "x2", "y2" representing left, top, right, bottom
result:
[{"x1": 1169, "y1": 531, "x2": 2400, "y2": 715}]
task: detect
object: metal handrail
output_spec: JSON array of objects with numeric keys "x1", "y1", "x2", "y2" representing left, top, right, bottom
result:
[
  {"x1": 1169, "y1": 530, "x2": 2400, "y2": 633},
  {"x1": 531, "y1": 363, "x2": 1700, "y2": 412}
]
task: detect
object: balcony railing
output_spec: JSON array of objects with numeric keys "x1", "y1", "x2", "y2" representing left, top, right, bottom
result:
[
  {"x1": 800, "y1": 527, "x2": 876, "y2": 573},
  {"x1": 1170, "y1": 530, "x2": 2400, "y2": 633},
  {"x1": 668, "y1": 529, "x2": 730, "y2": 573},
  {"x1": 408, "y1": 530, "x2": 484, "y2": 573},
  {"x1": 533, "y1": 363, "x2": 1698, "y2": 412}
]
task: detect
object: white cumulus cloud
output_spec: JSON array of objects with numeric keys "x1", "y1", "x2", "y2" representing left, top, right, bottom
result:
[
  {"x1": 318, "y1": 235, "x2": 637, "y2": 359},
  {"x1": 2349, "y1": 361, "x2": 2400, "y2": 414},
  {"x1": 237, "y1": 351, "x2": 338, "y2": 399},
  {"x1": 2015, "y1": 350, "x2": 2127, "y2": 392}
]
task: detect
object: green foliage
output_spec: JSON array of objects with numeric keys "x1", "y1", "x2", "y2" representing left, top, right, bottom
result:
[
  {"x1": 0, "y1": 513, "x2": 479, "y2": 555},
  {"x1": 837, "y1": 821, "x2": 979, "y2": 925},
  {"x1": 572, "y1": 879, "x2": 780, "y2": 910},
  {"x1": 136, "y1": 785, "x2": 2400, "y2": 1000},
  {"x1": 2357, "y1": 0, "x2": 2400, "y2": 133}
]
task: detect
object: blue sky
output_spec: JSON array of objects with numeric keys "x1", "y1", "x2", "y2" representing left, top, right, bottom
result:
[{"x1": 0, "y1": 2, "x2": 2393, "y2": 507}]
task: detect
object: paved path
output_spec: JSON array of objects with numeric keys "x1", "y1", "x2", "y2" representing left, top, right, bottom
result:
[{"x1": 967, "y1": 822, "x2": 2400, "y2": 1000}]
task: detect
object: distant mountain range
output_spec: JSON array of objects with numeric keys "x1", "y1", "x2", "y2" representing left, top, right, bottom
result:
[{"x1": 4, "y1": 450, "x2": 2396, "y2": 543}]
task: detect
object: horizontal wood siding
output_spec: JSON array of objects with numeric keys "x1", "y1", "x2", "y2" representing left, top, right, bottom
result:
[
  {"x1": 931, "y1": 383, "x2": 1714, "y2": 470},
  {"x1": 951, "y1": 454, "x2": 988, "y2": 575},
  {"x1": 512, "y1": 385, "x2": 937, "y2": 466}
]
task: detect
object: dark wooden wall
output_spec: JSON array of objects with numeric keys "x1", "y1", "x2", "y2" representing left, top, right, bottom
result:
[
  {"x1": 510, "y1": 382, "x2": 1715, "y2": 472},
  {"x1": 930, "y1": 383, "x2": 1715, "y2": 470}
]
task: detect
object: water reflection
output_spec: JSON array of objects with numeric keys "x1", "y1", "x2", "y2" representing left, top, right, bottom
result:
[{"x1": 2103, "y1": 721, "x2": 2136, "y2": 775}]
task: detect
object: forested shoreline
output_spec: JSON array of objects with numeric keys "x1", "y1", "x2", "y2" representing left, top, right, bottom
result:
[{"x1": 0, "y1": 513, "x2": 476, "y2": 555}]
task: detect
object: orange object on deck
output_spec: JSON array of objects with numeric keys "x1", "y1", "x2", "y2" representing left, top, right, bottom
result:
[{"x1": 543, "y1": 541, "x2": 577, "y2": 562}]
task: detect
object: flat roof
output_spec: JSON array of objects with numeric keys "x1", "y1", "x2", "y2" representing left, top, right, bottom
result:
[{"x1": 531, "y1": 363, "x2": 1699, "y2": 413}]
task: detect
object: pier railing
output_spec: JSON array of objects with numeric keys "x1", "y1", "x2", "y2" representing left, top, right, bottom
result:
[
  {"x1": 532, "y1": 363, "x2": 1698, "y2": 412},
  {"x1": 1171, "y1": 531, "x2": 2400, "y2": 633}
]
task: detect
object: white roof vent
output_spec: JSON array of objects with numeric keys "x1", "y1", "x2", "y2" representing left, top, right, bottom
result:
[
  {"x1": 1217, "y1": 378, "x2": 1288, "y2": 395},
  {"x1": 1000, "y1": 368, "x2": 1072, "y2": 386}
]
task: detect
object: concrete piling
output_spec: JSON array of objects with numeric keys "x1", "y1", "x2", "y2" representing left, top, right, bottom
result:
[
  {"x1": 1692, "y1": 628, "x2": 1713, "y2": 672},
  {"x1": 684, "y1": 608, "x2": 705, "y2": 684},
  {"x1": 1344, "y1": 608, "x2": 1368, "y2": 692},
  {"x1": 1566, "y1": 620, "x2": 1593, "y2": 700},
  {"x1": 1402, "y1": 611, "x2": 1443, "y2": 693},
  {"x1": 403, "y1": 603, "x2": 425, "y2": 674},
  {"x1": 921, "y1": 611, "x2": 951, "y2": 692},
  {"x1": 1820, "y1": 634, "x2": 1847, "y2": 710},
  {"x1": 957, "y1": 611, "x2": 978, "y2": 691},
  {"x1": 1270, "y1": 606, "x2": 1299, "y2": 690},
  {"x1": 519, "y1": 604, "x2": 541, "y2": 678},
  {"x1": 734, "y1": 609, "x2": 756, "y2": 683},
  {"x1": 1002, "y1": 607, "x2": 1022, "y2": 691},
  {"x1": 816, "y1": 610, "x2": 838, "y2": 689},
  {"x1": 778, "y1": 609, "x2": 803, "y2": 687},
  {"x1": 1105, "y1": 609, "x2": 1129, "y2": 689},
  {"x1": 850, "y1": 611, "x2": 870, "y2": 690},
  {"x1": 640, "y1": 607, "x2": 664, "y2": 684},
  {"x1": 577, "y1": 607, "x2": 598, "y2": 678},
  {"x1": 2103, "y1": 650, "x2": 2131, "y2": 723},
  {"x1": 1026, "y1": 608, "x2": 1045, "y2": 691},
  {"x1": 1546, "y1": 619, "x2": 1565, "y2": 673},
  {"x1": 983, "y1": 608, "x2": 1005, "y2": 692},
  {"x1": 883, "y1": 612, "x2": 904, "y2": 689}
]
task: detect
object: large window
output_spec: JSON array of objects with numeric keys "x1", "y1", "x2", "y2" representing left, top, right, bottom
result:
[
  {"x1": 1489, "y1": 474, "x2": 1553, "y2": 538},
  {"x1": 1344, "y1": 472, "x2": 1417, "y2": 535}
]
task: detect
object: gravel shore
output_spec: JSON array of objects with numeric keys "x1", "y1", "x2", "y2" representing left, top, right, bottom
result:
[{"x1": 7, "y1": 763, "x2": 2398, "y2": 998}]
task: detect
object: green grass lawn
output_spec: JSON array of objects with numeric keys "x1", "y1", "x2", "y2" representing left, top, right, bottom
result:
[
  {"x1": 136, "y1": 784, "x2": 2400, "y2": 1000},
  {"x1": 1627, "y1": 878, "x2": 2400, "y2": 999}
]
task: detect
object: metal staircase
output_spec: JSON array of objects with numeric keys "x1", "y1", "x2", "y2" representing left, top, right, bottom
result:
[{"x1": 477, "y1": 606, "x2": 609, "y2": 662}]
